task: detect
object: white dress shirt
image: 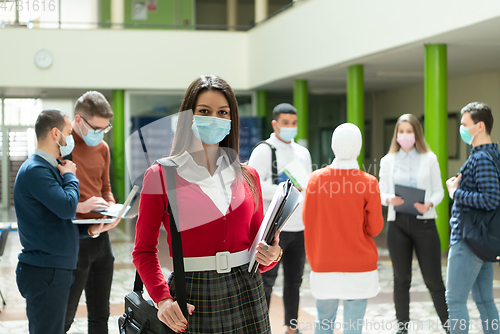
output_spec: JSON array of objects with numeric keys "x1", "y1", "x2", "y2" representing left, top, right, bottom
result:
[
  {"x1": 247, "y1": 133, "x2": 312, "y2": 232},
  {"x1": 393, "y1": 148, "x2": 420, "y2": 188},
  {"x1": 171, "y1": 150, "x2": 236, "y2": 216},
  {"x1": 379, "y1": 150, "x2": 444, "y2": 221}
]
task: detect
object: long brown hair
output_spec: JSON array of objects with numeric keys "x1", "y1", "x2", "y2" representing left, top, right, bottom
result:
[
  {"x1": 388, "y1": 114, "x2": 429, "y2": 153},
  {"x1": 170, "y1": 75, "x2": 259, "y2": 206}
]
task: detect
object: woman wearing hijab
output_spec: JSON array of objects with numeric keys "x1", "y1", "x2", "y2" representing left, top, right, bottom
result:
[
  {"x1": 303, "y1": 123, "x2": 384, "y2": 334},
  {"x1": 379, "y1": 114, "x2": 449, "y2": 334},
  {"x1": 132, "y1": 75, "x2": 281, "y2": 333}
]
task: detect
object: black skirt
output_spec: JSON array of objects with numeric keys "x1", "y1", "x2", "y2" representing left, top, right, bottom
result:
[{"x1": 168, "y1": 263, "x2": 271, "y2": 334}]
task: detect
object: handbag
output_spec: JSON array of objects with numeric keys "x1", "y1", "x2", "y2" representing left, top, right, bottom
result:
[
  {"x1": 461, "y1": 205, "x2": 500, "y2": 262},
  {"x1": 460, "y1": 152, "x2": 500, "y2": 262},
  {"x1": 119, "y1": 160, "x2": 189, "y2": 333}
]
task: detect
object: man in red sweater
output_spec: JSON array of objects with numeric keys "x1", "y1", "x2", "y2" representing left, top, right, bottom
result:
[{"x1": 64, "y1": 91, "x2": 120, "y2": 334}]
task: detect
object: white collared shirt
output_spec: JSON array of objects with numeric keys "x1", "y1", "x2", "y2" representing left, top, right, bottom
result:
[
  {"x1": 247, "y1": 133, "x2": 312, "y2": 231},
  {"x1": 172, "y1": 150, "x2": 236, "y2": 215},
  {"x1": 393, "y1": 148, "x2": 420, "y2": 188}
]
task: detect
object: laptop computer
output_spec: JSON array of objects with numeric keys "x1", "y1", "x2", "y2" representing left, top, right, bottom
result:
[{"x1": 72, "y1": 185, "x2": 139, "y2": 224}]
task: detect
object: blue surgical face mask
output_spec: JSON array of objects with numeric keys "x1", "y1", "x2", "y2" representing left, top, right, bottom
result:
[
  {"x1": 79, "y1": 122, "x2": 104, "y2": 146},
  {"x1": 57, "y1": 130, "x2": 75, "y2": 157},
  {"x1": 278, "y1": 126, "x2": 297, "y2": 142},
  {"x1": 460, "y1": 124, "x2": 478, "y2": 145},
  {"x1": 83, "y1": 131, "x2": 104, "y2": 147},
  {"x1": 191, "y1": 116, "x2": 232, "y2": 145}
]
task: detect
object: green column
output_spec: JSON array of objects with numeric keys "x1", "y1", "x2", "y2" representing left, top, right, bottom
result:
[
  {"x1": 257, "y1": 90, "x2": 267, "y2": 118},
  {"x1": 294, "y1": 80, "x2": 308, "y2": 147},
  {"x1": 347, "y1": 65, "x2": 364, "y2": 168},
  {"x1": 425, "y1": 44, "x2": 448, "y2": 250},
  {"x1": 112, "y1": 89, "x2": 125, "y2": 202},
  {"x1": 100, "y1": 0, "x2": 112, "y2": 28},
  {"x1": 257, "y1": 90, "x2": 270, "y2": 137}
]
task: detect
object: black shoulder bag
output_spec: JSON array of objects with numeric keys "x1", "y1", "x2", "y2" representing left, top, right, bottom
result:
[
  {"x1": 119, "y1": 160, "x2": 188, "y2": 333},
  {"x1": 253, "y1": 141, "x2": 278, "y2": 184},
  {"x1": 460, "y1": 153, "x2": 500, "y2": 262}
]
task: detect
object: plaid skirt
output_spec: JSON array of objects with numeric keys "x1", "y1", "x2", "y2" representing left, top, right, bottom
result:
[{"x1": 168, "y1": 263, "x2": 271, "y2": 334}]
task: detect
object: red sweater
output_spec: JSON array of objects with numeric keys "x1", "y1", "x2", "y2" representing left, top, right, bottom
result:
[
  {"x1": 132, "y1": 164, "x2": 273, "y2": 303},
  {"x1": 303, "y1": 167, "x2": 384, "y2": 273}
]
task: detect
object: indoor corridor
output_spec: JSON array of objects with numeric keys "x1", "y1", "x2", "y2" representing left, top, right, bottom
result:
[{"x1": 0, "y1": 209, "x2": 499, "y2": 334}]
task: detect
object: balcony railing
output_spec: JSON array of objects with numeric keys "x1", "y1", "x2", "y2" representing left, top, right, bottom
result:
[{"x1": 0, "y1": 0, "x2": 306, "y2": 32}]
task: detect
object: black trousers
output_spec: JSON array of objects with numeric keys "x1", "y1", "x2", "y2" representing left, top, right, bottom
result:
[
  {"x1": 386, "y1": 213, "x2": 449, "y2": 327},
  {"x1": 16, "y1": 262, "x2": 74, "y2": 334},
  {"x1": 262, "y1": 231, "x2": 306, "y2": 327},
  {"x1": 64, "y1": 232, "x2": 115, "y2": 334}
]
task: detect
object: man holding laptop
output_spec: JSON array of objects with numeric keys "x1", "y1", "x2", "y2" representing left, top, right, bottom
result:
[
  {"x1": 14, "y1": 109, "x2": 117, "y2": 334},
  {"x1": 64, "y1": 91, "x2": 121, "y2": 334}
]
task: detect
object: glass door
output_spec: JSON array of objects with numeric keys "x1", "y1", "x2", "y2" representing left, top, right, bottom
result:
[{"x1": 0, "y1": 98, "x2": 42, "y2": 209}]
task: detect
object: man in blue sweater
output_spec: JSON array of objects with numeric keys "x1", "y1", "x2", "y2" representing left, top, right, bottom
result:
[{"x1": 14, "y1": 109, "x2": 113, "y2": 334}]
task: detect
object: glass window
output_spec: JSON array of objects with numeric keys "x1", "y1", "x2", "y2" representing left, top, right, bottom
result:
[
  {"x1": 4, "y1": 99, "x2": 43, "y2": 126},
  {"x1": 236, "y1": 95, "x2": 252, "y2": 117},
  {"x1": 0, "y1": 2, "x2": 16, "y2": 24},
  {"x1": 9, "y1": 131, "x2": 29, "y2": 159},
  {"x1": 129, "y1": 93, "x2": 183, "y2": 117}
]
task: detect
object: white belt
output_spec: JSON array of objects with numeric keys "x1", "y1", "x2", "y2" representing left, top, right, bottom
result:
[{"x1": 183, "y1": 250, "x2": 250, "y2": 274}]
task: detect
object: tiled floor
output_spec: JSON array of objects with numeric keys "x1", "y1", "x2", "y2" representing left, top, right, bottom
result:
[{"x1": 1, "y1": 209, "x2": 499, "y2": 333}]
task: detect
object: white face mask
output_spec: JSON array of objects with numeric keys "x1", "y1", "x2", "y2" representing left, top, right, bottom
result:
[
  {"x1": 56, "y1": 130, "x2": 75, "y2": 157},
  {"x1": 277, "y1": 126, "x2": 297, "y2": 142}
]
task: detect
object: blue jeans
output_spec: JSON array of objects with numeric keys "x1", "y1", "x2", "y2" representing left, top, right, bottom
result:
[
  {"x1": 314, "y1": 299, "x2": 368, "y2": 334},
  {"x1": 446, "y1": 240, "x2": 499, "y2": 334}
]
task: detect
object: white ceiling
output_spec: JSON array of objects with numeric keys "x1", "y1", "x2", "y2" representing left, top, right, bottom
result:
[
  {"x1": 2, "y1": 15, "x2": 500, "y2": 98},
  {"x1": 258, "y1": 16, "x2": 500, "y2": 93}
]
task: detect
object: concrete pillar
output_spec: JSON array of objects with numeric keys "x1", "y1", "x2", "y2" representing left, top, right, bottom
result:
[
  {"x1": 255, "y1": 0, "x2": 268, "y2": 24},
  {"x1": 1, "y1": 98, "x2": 9, "y2": 210},
  {"x1": 227, "y1": 0, "x2": 238, "y2": 31},
  {"x1": 111, "y1": 0, "x2": 124, "y2": 29}
]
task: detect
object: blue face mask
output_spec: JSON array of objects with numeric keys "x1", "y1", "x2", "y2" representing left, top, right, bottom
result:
[
  {"x1": 82, "y1": 131, "x2": 104, "y2": 147},
  {"x1": 57, "y1": 130, "x2": 75, "y2": 157},
  {"x1": 278, "y1": 126, "x2": 297, "y2": 142},
  {"x1": 460, "y1": 124, "x2": 478, "y2": 145},
  {"x1": 80, "y1": 124, "x2": 104, "y2": 147},
  {"x1": 191, "y1": 116, "x2": 232, "y2": 145}
]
